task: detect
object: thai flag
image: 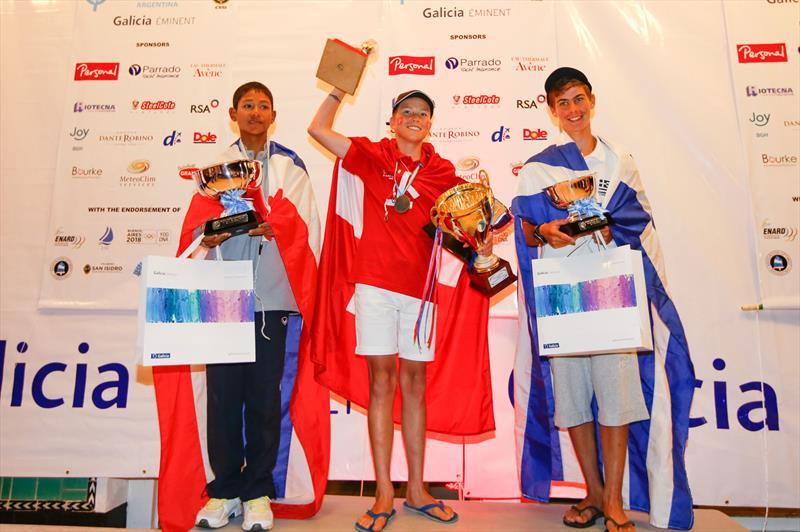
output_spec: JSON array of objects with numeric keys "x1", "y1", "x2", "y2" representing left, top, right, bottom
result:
[
  {"x1": 311, "y1": 161, "x2": 495, "y2": 436},
  {"x1": 511, "y1": 139, "x2": 695, "y2": 529},
  {"x1": 153, "y1": 142, "x2": 329, "y2": 532}
]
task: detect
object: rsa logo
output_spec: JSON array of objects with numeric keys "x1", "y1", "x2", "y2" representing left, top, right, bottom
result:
[
  {"x1": 388, "y1": 56, "x2": 435, "y2": 75},
  {"x1": 74, "y1": 62, "x2": 120, "y2": 81},
  {"x1": 737, "y1": 43, "x2": 787, "y2": 63},
  {"x1": 190, "y1": 99, "x2": 220, "y2": 114}
]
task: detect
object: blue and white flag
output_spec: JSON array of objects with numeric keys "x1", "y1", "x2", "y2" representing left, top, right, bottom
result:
[{"x1": 511, "y1": 138, "x2": 695, "y2": 530}]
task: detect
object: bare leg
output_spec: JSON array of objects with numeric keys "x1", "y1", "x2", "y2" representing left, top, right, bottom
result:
[
  {"x1": 399, "y1": 359, "x2": 455, "y2": 522},
  {"x1": 563, "y1": 421, "x2": 606, "y2": 525},
  {"x1": 356, "y1": 356, "x2": 397, "y2": 532},
  {"x1": 599, "y1": 424, "x2": 635, "y2": 531}
]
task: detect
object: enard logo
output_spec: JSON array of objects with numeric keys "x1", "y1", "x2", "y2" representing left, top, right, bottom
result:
[{"x1": 388, "y1": 56, "x2": 435, "y2": 76}]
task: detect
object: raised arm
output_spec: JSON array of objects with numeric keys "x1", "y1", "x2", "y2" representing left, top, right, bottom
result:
[{"x1": 308, "y1": 87, "x2": 352, "y2": 160}]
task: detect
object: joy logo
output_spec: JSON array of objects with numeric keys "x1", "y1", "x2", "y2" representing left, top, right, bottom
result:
[
  {"x1": 749, "y1": 112, "x2": 770, "y2": 126},
  {"x1": 69, "y1": 127, "x2": 89, "y2": 140},
  {"x1": 445, "y1": 57, "x2": 459, "y2": 70},
  {"x1": 128, "y1": 64, "x2": 143, "y2": 76}
]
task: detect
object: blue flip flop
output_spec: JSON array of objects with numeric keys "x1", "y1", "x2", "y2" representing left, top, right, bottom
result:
[
  {"x1": 354, "y1": 508, "x2": 397, "y2": 532},
  {"x1": 403, "y1": 500, "x2": 459, "y2": 524}
]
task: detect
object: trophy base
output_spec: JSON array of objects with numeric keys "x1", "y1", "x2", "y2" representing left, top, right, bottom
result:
[
  {"x1": 469, "y1": 258, "x2": 517, "y2": 297},
  {"x1": 204, "y1": 210, "x2": 261, "y2": 237},
  {"x1": 560, "y1": 214, "x2": 613, "y2": 237}
]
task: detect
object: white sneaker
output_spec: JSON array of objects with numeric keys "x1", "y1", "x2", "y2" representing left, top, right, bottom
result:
[
  {"x1": 242, "y1": 496, "x2": 274, "y2": 531},
  {"x1": 195, "y1": 497, "x2": 242, "y2": 529}
]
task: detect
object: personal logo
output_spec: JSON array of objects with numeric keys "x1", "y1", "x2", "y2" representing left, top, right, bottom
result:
[
  {"x1": 193, "y1": 131, "x2": 217, "y2": 144},
  {"x1": 443, "y1": 56, "x2": 501, "y2": 72},
  {"x1": 491, "y1": 126, "x2": 511, "y2": 142},
  {"x1": 523, "y1": 128, "x2": 548, "y2": 141},
  {"x1": 74, "y1": 62, "x2": 119, "y2": 81},
  {"x1": 53, "y1": 229, "x2": 85, "y2": 248},
  {"x1": 163, "y1": 130, "x2": 182, "y2": 146},
  {"x1": 762, "y1": 220, "x2": 798, "y2": 242},
  {"x1": 51, "y1": 257, "x2": 73, "y2": 279},
  {"x1": 190, "y1": 99, "x2": 220, "y2": 113},
  {"x1": 85, "y1": 0, "x2": 106, "y2": 11},
  {"x1": 765, "y1": 251, "x2": 791, "y2": 275},
  {"x1": 737, "y1": 43, "x2": 787, "y2": 63},
  {"x1": 69, "y1": 127, "x2": 89, "y2": 141},
  {"x1": 388, "y1": 56, "x2": 435, "y2": 76},
  {"x1": 98, "y1": 226, "x2": 114, "y2": 246}
]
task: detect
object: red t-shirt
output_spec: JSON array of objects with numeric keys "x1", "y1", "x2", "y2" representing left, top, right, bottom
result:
[{"x1": 342, "y1": 137, "x2": 462, "y2": 299}]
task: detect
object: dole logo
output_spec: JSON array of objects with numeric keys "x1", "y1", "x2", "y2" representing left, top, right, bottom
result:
[
  {"x1": 737, "y1": 43, "x2": 787, "y2": 63},
  {"x1": 523, "y1": 128, "x2": 548, "y2": 141},
  {"x1": 74, "y1": 62, "x2": 119, "y2": 81},
  {"x1": 388, "y1": 56, "x2": 435, "y2": 75},
  {"x1": 193, "y1": 131, "x2": 217, "y2": 144}
]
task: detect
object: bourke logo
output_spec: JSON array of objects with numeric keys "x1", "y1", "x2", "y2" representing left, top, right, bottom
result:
[
  {"x1": 74, "y1": 62, "x2": 119, "y2": 81},
  {"x1": 388, "y1": 56, "x2": 435, "y2": 75},
  {"x1": 737, "y1": 43, "x2": 787, "y2": 63}
]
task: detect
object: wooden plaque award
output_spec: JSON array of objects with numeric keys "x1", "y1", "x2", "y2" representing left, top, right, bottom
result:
[{"x1": 316, "y1": 39, "x2": 371, "y2": 95}]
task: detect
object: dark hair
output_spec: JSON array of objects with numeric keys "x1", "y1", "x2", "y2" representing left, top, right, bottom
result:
[
  {"x1": 544, "y1": 67, "x2": 592, "y2": 107},
  {"x1": 232, "y1": 82, "x2": 274, "y2": 109}
]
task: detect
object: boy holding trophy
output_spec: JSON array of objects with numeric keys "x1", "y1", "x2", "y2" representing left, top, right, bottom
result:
[
  {"x1": 175, "y1": 82, "x2": 322, "y2": 531},
  {"x1": 309, "y1": 42, "x2": 495, "y2": 531},
  {"x1": 512, "y1": 68, "x2": 695, "y2": 532}
]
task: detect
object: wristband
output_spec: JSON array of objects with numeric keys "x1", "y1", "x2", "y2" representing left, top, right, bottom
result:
[
  {"x1": 329, "y1": 93, "x2": 342, "y2": 103},
  {"x1": 533, "y1": 224, "x2": 546, "y2": 245}
]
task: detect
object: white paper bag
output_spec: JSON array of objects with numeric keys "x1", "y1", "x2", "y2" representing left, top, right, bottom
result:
[
  {"x1": 531, "y1": 245, "x2": 653, "y2": 357},
  {"x1": 137, "y1": 255, "x2": 255, "y2": 366}
]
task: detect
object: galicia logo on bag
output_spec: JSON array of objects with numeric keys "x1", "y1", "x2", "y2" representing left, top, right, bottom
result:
[
  {"x1": 74, "y1": 62, "x2": 119, "y2": 81},
  {"x1": 736, "y1": 43, "x2": 787, "y2": 63},
  {"x1": 543, "y1": 343, "x2": 560, "y2": 349},
  {"x1": 388, "y1": 56, "x2": 435, "y2": 76}
]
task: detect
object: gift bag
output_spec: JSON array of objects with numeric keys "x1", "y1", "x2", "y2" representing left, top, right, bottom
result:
[
  {"x1": 531, "y1": 245, "x2": 653, "y2": 357},
  {"x1": 137, "y1": 255, "x2": 255, "y2": 366}
]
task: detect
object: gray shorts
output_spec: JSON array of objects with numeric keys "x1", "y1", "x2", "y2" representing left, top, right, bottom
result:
[{"x1": 549, "y1": 354, "x2": 649, "y2": 428}]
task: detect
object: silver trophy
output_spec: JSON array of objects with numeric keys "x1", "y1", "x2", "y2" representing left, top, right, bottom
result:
[{"x1": 193, "y1": 159, "x2": 263, "y2": 236}]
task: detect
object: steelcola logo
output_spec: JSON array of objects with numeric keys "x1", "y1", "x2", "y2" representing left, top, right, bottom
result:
[{"x1": 0, "y1": 340, "x2": 129, "y2": 409}]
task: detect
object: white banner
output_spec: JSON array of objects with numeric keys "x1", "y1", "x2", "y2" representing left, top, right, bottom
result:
[{"x1": 1, "y1": 0, "x2": 797, "y2": 509}]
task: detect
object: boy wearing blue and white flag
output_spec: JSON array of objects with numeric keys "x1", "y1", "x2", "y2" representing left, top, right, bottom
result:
[{"x1": 512, "y1": 67, "x2": 695, "y2": 531}]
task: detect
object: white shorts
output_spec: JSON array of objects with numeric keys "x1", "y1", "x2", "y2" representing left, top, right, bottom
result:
[{"x1": 354, "y1": 283, "x2": 436, "y2": 362}]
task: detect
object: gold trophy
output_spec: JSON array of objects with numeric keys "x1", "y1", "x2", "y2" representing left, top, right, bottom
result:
[
  {"x1": 193, "y1": 159, "x2": 263, "y2": 236},
  {"x1": 545, "y1": 174, "x2": 612, "y2": 237},
  {"x1": 316, "y1": 39, "x2": 376, "y2": 94},
  {"x1": 430, "y1": 170, "x2": 516, "y2": 296}
]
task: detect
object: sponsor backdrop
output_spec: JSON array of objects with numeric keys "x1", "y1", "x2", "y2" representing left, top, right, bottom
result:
[{"x1": 1, "y1": 0, "x2": 797, "y2": 509}]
